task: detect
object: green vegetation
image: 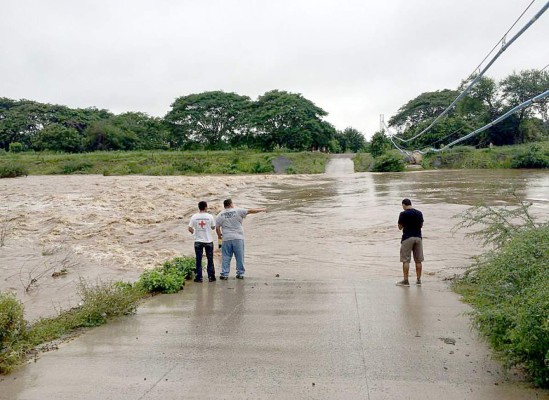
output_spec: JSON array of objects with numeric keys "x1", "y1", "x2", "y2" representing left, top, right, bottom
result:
[
  {"x1": 0, "y1": 162, "x2": 28, "y2": 178},
  {"x1": 0, "y1": 256, "x2": 196, "y2": 374},
  {"x1": 453, "y1": 201, "x2": 548, "y2": 387},
  {"x1": 389, "y1": 69, "x2": 548, "y2": 149},
  {"x1": 0, "y1": 92, "x2": 367, "y2": 154},
  {"x1": 512, "y1": 143, "x2": 549, "y2": 169},
  {"x1": 353, "y1": 153, "x2": 375, "y2": 172},
  {"x1": 1, "y1": 70, "x2": 546, "y2": 158},
  {"x1": 139, "y1": 257, "x2": 194, "y2": 294},
  {"x1": 371, "y1": 152, "x2": 406, "y2": 172},
  {"x1": 0, "y1": 150, "x2": 330, "y2": 176},
  {"x1": 422, "y1": 142, "x2": 549, "y2": 169},
  {"x1": 0, "y1": 292, "x2": 26, "y2": 373}
]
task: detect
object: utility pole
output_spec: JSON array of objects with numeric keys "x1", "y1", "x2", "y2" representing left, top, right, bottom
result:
[{"x1": 379, "y1": 114, "x2": 385, "y2": 133}]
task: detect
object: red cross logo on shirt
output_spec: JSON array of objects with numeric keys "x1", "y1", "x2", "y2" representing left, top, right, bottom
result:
[{"x1": 198, "y1": 220, "x2": 206, "y2": 228}]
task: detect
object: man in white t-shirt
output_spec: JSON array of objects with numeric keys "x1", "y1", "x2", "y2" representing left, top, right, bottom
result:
[
  {"x1": 215, "y1": 198, "x2": 266, "y2": 280},
  {"x1": 188, "y1": 201, "x2": 216, "y2": 282}
]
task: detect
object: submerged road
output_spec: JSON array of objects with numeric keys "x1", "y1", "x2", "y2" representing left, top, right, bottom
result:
[{"x1": 1, "y1": 165, "x2": 548, "y2": 399}]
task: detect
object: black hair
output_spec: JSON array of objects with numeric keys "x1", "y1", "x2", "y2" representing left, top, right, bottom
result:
[
  {"x1": 223, "y1": 199, "x2": 232, "y2": 208},
  {"x1": 198, "y1": 201, "x2": 208, "y2": 211},
  {"x1": 402, "y1": 198, "x2": 412, "y2": 206}
]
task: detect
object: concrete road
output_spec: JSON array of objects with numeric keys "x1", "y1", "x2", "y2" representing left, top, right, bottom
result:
[{"x1": 1, "y1": 277, "x2": 546, "y2": 400}]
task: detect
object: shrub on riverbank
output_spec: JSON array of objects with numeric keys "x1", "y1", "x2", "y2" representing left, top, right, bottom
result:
[
  {"x1": 353, "y1": 153, "x2": 375, "y2": 172},
  {"x1": 139, "y1": 257, "x2": 195, "y2": 294},
  {"x1": 423, "y1": 142, "x2": 549, "y2": 169},
  {"x1": 0, "y1": 163, "x2": 28, "y2": 178},
  {"x1": 454, "y1": 220, "x2": 549, "y2": 387},
  {"x1": 0, "y1": 293, "x2": 27, "y2": 373},
  {"x1": 0, "y1": 150, "x2": 328, "y2": 177},
  {"x1": 511, "y1": 143, "x2": 549, "y2": 169},
  {"x1": 0, "y1": 256, "x2": 195, "y2": 374},
  {"x1": 372, "y1": 152, "x2": 406, "y2": 172}
]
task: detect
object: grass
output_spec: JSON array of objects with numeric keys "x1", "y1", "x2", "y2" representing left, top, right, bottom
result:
[
  {"x1": 0, "y1": 150, "x2": 329, "y2": 176},
  {"x1": 422, "y1": 141, "x2": 549, "y2": 169},
  {"x1": 0, "y1": 163, "x2": 28, "y2": 178},
  {"x1": 0, "y1": 256, "x2": 196, "y2": 374},
  {"x1": 353, "y1": 153, "x2": 375, "y2": 172}
]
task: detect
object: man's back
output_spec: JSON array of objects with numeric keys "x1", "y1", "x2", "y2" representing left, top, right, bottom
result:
[
  {"x1": 189, "y1": 212, "x2": 215, "y2": 243},
  {"x1": 216, "y1": 208, "x2": 247, "y2": 240},
  {"x1": 398, "y1": 208, "x2": 423, "y2": 241}
]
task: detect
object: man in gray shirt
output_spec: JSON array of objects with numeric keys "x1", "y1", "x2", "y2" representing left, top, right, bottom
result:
[{"x1": 215, "y1": 198, "x2": 266, "y2": 280}]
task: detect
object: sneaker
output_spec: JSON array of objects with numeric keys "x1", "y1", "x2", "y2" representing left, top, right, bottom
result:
[
  {"x1": 208, "y1": 276, "x2": 217, "y2": 282},
  {"x1": 236, "y1": 275, "x2": 244, "y2": 280},
  {"x1": 193, "y1": 278, "x2": 203, "y2": 283},
  {"x1": 416, "y1": 279, "x2": 422, "y2": 285},
  {"x1": 219, "y1": 276, "x2": 228, "y2": 280},
  {"x1": 395, "y1": 280, "x2": 410, "y2": 287}
]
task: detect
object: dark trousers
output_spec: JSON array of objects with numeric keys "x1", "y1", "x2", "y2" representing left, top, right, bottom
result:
[{"x1": 194, "y1": 242, "x2": 215, "y2": 280}]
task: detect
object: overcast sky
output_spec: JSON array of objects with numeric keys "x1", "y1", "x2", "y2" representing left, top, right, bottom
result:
[{"x1": 1, "y1": 0, "x2": 547, "y2": 138}]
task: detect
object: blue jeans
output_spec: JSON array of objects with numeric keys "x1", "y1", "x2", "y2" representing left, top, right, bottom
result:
[
  {"x1": 221, "y1": 239, "x2": 245, "y2": 277},
  {"x1": 194, "y1": 241, "x2": 215, "y2": 280}
]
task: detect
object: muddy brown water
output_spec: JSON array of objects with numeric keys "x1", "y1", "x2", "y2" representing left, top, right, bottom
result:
[
  {"x1": 247, "y1": 167, "x2": 548, "y2": 282},
  {"x1": 0, "y1": 168, "x2": 547, "y2": 321}
]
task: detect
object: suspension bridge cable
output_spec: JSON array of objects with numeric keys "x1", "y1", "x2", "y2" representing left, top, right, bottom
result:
[
  {"x1": 428, "y1": 126, "x2": 466, "y2": 146},
  {"x1": 392, "y1": 1, "x2": 549, "y2": 144},
  {"x1": 463, "y1": 0, "x2": 537, "y2": 84},
  {"x1": 427, "y1": 89, "x2": 549, "y2": 152}
]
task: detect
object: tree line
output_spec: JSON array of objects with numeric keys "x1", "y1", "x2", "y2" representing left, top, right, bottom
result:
[
  {"x1": 370, "y1": 69, "x2": 548, "y2": 155},
  {"x1": 1, "y1": 69, "x2": 546, "y2": 155},
  {"x1": 0, "y1": 90, "x2": 366, "y2": 154}
]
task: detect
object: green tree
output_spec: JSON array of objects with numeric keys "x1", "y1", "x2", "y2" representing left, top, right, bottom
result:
[
  {"x1": 500, "y1": 70, "x2": 549, "y2": 143},
  {"x1": 369, "y1": 130, "x2": 391, "y2": 157},
  {"x1": 0, "y1": 99, "x2": 48, "y2": 150},
  {"x1": 340, "y1": 127, "x2": 366, "y2": 152},
  {"x1": 85, "y1": 120, "x2": 139, "y2": 151},
  {"x1": 0, "y1": 98, "x2": 113, "y2": 151},
  {"x1": 251, "y1": 90, "x2": 333, "y2": 151},
  {"x1": 165, "y1": 91, "x2": 252, "y2": 149},
  {"x1": 388, "y1": 89, "x2": 459, "y2": 131},
  {"x1": 456, "y1": 76, "x2": 500, "y2": 124},
  {"x1": 110, "y1": 112, "x2": 170, "y2": 150},
  {"x1": 32, "y1": 124, "x2": 84, "y2": 152},
  {"x1": 501, "y1": 69, "x2": 549, "y2": 122}
]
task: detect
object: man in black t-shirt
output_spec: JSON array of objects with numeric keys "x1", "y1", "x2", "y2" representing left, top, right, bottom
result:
[{"x1": 396, "y1": 198, "x2": 424, "y2": 287}]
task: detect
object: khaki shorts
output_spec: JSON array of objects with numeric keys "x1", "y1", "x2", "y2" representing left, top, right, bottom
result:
[{"x1": 400, "y1": 237, "x2": 424, "y2": 263}]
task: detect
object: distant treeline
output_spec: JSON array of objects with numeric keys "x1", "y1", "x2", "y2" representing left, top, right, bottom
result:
[
  {"x1": 0, "y1": 90, "x2": 366, "y2": 154},
  {"x1": 1, "y1": 69, "x2": 547, "y2": 156}
]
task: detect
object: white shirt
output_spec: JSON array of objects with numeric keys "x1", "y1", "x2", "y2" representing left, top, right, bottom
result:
[{"x1": 188, "y1": 212, "x2": 216, "y2": 243}]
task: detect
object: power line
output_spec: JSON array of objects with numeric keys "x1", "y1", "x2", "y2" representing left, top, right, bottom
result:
[
  {"x1": 463, "y1": 0, "x2": 537, "y2": 84},
  {"x1": 428, "y1": 89, "x2": 549, "y2": 152},
  {"x1": 392, "y1": 0, "x2": 549, "y2": 144}
]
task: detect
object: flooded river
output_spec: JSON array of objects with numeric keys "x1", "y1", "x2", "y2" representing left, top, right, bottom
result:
[
  {"x1": 1, "y1": 169, "x2": 547, "y2": 320},
  {"x1": 245, "y1": 168, "x2": 548, "y2": 281},
  {"x1": 0, "y1": 166, "x2": 548, "y2": 399}
]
